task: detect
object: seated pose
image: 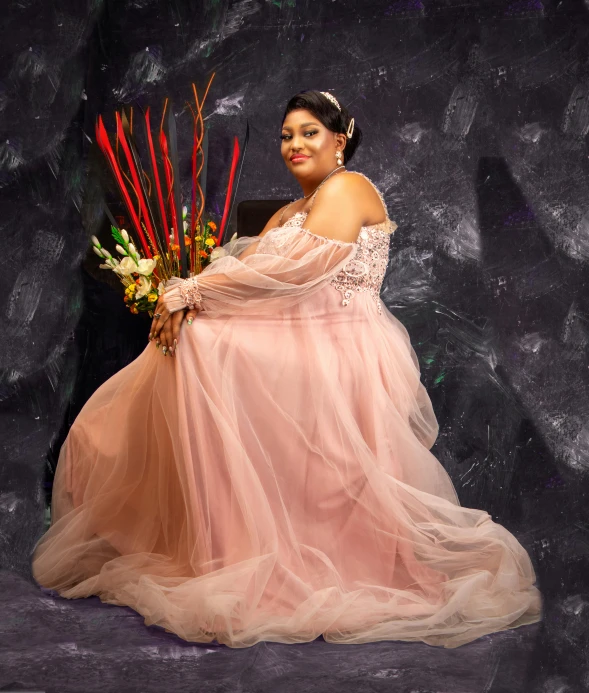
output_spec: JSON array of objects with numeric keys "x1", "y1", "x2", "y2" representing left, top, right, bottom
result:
[{"x1": 32, "y1": 90, "x2": 542, "y2": 648}]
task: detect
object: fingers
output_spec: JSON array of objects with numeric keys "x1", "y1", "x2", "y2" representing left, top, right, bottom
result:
[
  {"x1": 151, "y1": 302, "x2": 200, "y2": 358},
  {"x1": 154, "y1": 311, "x2": 183, "y2": 357},
  {"x1": 167, "y1": 312, "x2": 184, "y2": 356},
  {"x1": 149, "y1": 297, "x2": 168, "y2": 341},
  {"x1": 184, "y1": 309, "x2": 198, "y2": 327}
]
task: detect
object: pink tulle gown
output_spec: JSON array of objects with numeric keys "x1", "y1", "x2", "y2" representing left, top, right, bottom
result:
[{"x1": 32, "y1": 172, "x2": 542, "y2": 648}]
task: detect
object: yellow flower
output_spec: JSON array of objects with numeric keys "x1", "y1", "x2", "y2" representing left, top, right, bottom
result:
[
  {"x1": 205, "y1": 238, "x2": 215, "y2": 247},
  {"x1": 147, "y1": 292, "x2": 158, "y2": 302},
  {"x1": 130, "y1": 305, "x2": 138, "y2": 314},
  {"x1": 195, "y1": 235, "x2": 202, "y2": 242}
]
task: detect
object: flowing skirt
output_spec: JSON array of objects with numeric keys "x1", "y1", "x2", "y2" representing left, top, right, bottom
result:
[{"x1": 32, "y1": 287, "x2": 542, "y2": 647}]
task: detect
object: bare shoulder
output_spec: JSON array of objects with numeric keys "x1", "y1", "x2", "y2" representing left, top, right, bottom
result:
[
  {"x1": 304, "y1": 171, "x2": 386, "y2": 244},
  {"x1": 341, "y1": 171, "x2": 388, "y2": 221}
]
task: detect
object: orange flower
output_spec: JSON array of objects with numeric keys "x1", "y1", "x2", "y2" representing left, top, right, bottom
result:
[
  {"x1": 199, "y1": 250, "x2": 208, "y2": 258},
  {"x1": 208, "y1": 221, "x2": 217, "y2": 231},
  {"x1": 170, "y1": 244, "x2": 180, "y2": 252}
]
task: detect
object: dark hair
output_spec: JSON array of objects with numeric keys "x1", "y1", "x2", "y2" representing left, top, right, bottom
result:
[{"x1": 281, "y1": 90, "x2": 362, "y2": 164}]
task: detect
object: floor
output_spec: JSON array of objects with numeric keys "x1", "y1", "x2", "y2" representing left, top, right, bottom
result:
[{"x1": 0, "y1": 570, "x2": 542, "y2": 693}]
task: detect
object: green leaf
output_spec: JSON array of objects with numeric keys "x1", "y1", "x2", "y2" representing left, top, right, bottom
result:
[{"x1": 110, "y1": 225, "x2": 126, "y2": 246}]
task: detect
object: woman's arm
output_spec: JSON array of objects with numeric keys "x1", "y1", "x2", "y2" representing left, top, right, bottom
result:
[
  {"x1": 151, "y1": 179, "x2": 365, "y2": 354},
  {"x1": 303, "y1": 173, "x2": 366, "y2": 244},
  {"x1": 147, "y1": 204, "x2": 293, "y2": 354}
]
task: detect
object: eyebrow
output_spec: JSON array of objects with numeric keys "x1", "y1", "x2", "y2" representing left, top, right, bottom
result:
[{"x1": 281, "y1": 122, "x2": 320, "y2": 131}]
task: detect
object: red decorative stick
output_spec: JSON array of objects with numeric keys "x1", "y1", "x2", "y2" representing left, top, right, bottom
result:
[
  {"x1": 95, "y1": 115, "x2": 153, "y2": 259},
  {"x1": 115, "y1": 112, "x2": 158, "y2": 255},
  {"x1": 218, "y1": 135, "x2": 240, "y2": 246},
  {"x1": 145, "y1": 107, "x2": 169, "y2": 252},
  {"x1": 159, "y1": 129, "x2": 179, "y2": 244}
]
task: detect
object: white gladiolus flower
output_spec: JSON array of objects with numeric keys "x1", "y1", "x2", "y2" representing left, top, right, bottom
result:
[
  {"x1": 102, "y1": 249, "x2": 112, "y2": 259},
  {"x1": 116, "y1": 256, "x2": 157, "y2": 276},
  {"x1": 210, "y1": 246, "x2": 228, "y2": 262},
  {"x1": 93, "y1": 246, "x2": 104, "y2": 258},
  {"x1": 135, "y1": 258, "x2": 157, "y2": 275},
  {"x1": 116, "y1": 244, "x2": 128, "y2": 256},
  {"x1": 91, "y1": 235, "x2": 101, "y2": 248},
  {"x1": 135, "y1": 275, "x2": 152, "y2": 299},
  {"x1": 117, "y1": 257, "x2": 137, "y2": 275},
  {"x1": 121, "y1": 229, "x2": 129, "y2": 242},
  {"x1": 128, "y1": 243, "x2": 137, "y2": 256},
  {"x1": 183, "y1": 220, "x2": 189, "y2": 232},
  {"x1": 182, "y1": 205, "x2": 188, "y2": 219}
]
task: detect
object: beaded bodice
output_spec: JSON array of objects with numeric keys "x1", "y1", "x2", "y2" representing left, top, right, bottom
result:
[
  {"x1": 261, "y1": 172, "x2": 398, "y2": 314},
  {"x1": 278, "y1": 212, "x2": 396, "y2": 314}
]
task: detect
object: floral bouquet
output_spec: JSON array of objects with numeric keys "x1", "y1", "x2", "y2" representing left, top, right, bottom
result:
[
  {"x1": 90, "y1": 211, "x2": 225, "y2": 315},
  {"x1": 92, "y1": 73, "x2": 247, "y2": 316}
]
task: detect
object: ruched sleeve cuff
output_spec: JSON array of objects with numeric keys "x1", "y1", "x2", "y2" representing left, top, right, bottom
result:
[{"x1": 163, "y1": 276, "x2": 202, "y2": 314}]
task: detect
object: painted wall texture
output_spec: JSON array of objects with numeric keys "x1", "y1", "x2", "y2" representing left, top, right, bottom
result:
[{"x1": 1, "y1": 1, "x2": 588, "y2": 691}]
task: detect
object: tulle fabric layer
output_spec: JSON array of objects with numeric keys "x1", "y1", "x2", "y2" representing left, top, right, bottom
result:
[
  {"x1": 31, "y1": 286, "x2": 541, "y2": 648},
  {"x1": 163, "y1": 227, "x2": 358, "y2": 318}
]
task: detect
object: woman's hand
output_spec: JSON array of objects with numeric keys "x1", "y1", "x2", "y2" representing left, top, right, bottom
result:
[{"x1": 148, "y1": 295, "x2": 199, "y2": 357}]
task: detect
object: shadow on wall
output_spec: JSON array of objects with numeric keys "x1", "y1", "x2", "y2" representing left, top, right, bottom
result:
[{"x1": 475, "y1": 156, "x2": 589, "y2": 691}]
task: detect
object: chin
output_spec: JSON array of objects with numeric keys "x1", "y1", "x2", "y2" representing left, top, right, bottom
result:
[{"x1": 287, "y1": 159, "x2": 314, "y2": 174}]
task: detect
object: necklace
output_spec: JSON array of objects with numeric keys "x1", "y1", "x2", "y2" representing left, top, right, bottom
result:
[{"x1": 302, "y1": 165, "x2": 346, "y2": 199}]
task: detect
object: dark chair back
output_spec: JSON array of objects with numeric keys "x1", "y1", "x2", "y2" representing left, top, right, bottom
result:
[{"x1": 236, "y1": 199, "x2": 293, "y2": 238}]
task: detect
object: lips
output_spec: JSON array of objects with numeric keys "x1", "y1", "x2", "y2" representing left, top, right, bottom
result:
[{"x1": 290, "y1": 155, "x2": 309, "y2": 162}]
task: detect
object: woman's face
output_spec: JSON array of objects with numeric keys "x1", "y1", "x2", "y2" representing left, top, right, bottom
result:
[{"x1": 280, "y1": 109, "x2": 345, "y2": 180}]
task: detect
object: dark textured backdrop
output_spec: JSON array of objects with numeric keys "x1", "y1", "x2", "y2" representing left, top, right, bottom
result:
[{"x1": 1, "y1": 1, "x2": 589, "y2": 692}]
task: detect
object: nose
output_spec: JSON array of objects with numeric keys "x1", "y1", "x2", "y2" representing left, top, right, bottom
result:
[{"x1": 288, "y1": 133, "x2": 306, "y2": 151}]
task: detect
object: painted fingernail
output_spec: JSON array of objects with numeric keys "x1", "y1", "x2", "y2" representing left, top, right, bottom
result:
[
  {"x1": 162, "y1": 346, "x2": 168, "y2": 355},
  {"x1": 187, "y1": 318, "x2": 193, "y2": 325},
  {"x1": 174, "y1": 339, "x2": 178, "y2": 350},
  {"x1": 156, "y1": 343, "x2": 160, "y2": 349}
]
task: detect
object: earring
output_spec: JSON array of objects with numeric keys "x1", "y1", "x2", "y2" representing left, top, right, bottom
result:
[{"x1": 336, "y1": 151, "x2": 343, "y2": 165}]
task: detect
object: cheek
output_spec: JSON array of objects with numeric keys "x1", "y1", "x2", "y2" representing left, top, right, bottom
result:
[{"x1": 311, "y1": 135, "x2": 330, "y2": 154}]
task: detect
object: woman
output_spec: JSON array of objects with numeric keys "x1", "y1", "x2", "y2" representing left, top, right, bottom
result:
[{"x1": 32, "y1": 90, "x2": 542, "y2": 648}]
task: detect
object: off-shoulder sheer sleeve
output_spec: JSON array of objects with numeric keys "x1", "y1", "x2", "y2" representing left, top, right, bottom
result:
[{"x1": 163, "y1": 226, "x2": 358, "y2": 318}]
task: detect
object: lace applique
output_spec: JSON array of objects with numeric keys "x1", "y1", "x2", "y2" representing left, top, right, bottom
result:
[
  {"x1": 258, "y1": 173, "x2": 397, "y2": 314},
  {"x1": 329, "y1": 226, "x2": 391, "y2": 315},
  {"x1": 179, "y1": 276, "x2": 203, "y2": 310},
  {"x1": 257, "y1": 223, "x2": 300, "y2": 256}
]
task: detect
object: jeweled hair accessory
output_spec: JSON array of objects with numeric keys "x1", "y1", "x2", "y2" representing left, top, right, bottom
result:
[
  {"x1": 319, "y1": 91, "x2": 355, "y2": 139},
  {"x1": 320, "y1": 91, "x2": 341, "y2": 111}
]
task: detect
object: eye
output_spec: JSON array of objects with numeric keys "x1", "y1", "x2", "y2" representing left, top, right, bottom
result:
[{"x1": 280, "y1": 130, "x2": 318, "y2": 140}]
